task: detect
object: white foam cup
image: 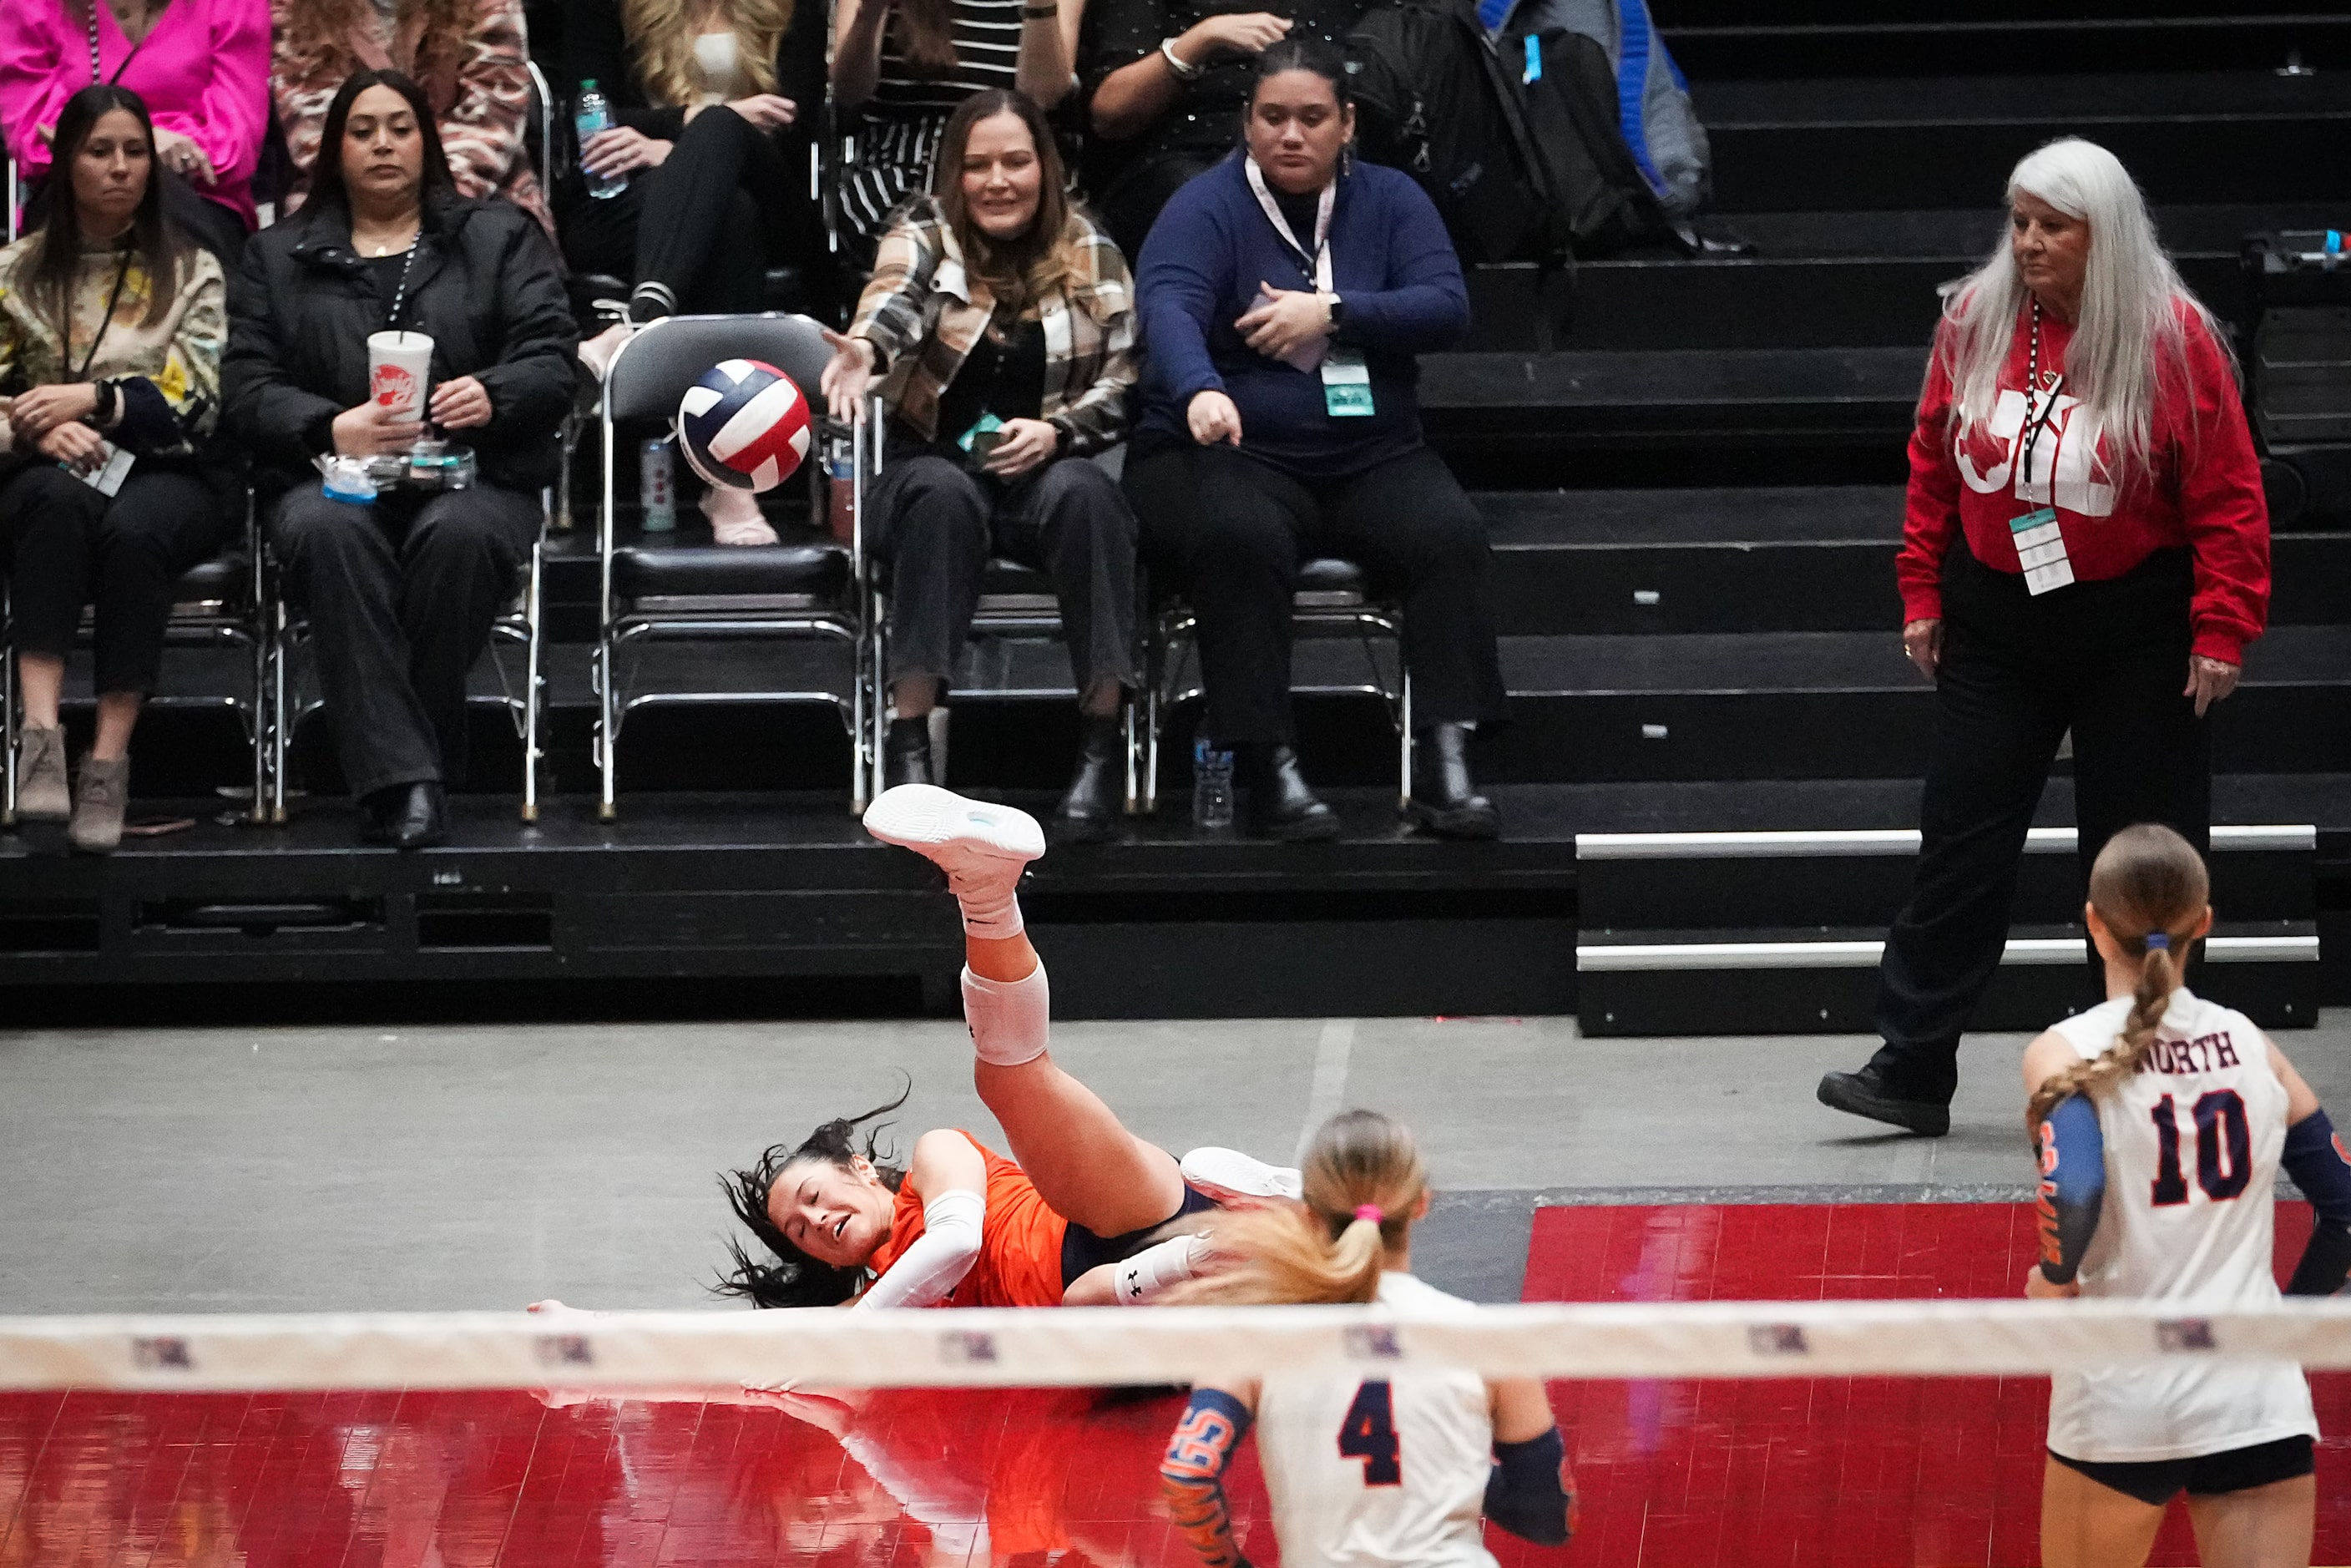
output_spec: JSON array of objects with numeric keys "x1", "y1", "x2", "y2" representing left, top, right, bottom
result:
[{"x1": 367, "y1": 331, "x2": 435, "y2": 421}]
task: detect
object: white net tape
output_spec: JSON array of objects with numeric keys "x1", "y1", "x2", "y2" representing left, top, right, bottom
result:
[{"x1": 4, "y1": 1298, "x2": 2351, "y2": 1393}]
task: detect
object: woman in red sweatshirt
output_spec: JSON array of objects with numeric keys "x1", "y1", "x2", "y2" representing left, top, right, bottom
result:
[{"x1": 1818, "y1": 135, "x2": 2270, "y2": 1138}]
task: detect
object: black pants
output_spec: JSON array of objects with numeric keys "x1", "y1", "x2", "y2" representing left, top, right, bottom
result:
[
  {"x1": 1870, "y1": 543, "x2": 2210, "y2": 1100},
  {"x1": 1, "y1": 463, "x2": 229, "y2": 696},
  {"x1": 1125, "y1": 443, "x2": 1508, "y2": 746},
  {"x1": 870, "y1": 453, "x2": 1140, "y2": 697},
  {"x1": 558, "y1": 106, "x2": 820, "y2": 317},
  {"x1": 269, "y1": 481, "x2": 539, "y2": 800}
]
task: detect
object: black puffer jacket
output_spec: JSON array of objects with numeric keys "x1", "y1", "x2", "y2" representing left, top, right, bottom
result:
[{"x1": 225, "y1": 191, "x2": 577, "y2": 497}]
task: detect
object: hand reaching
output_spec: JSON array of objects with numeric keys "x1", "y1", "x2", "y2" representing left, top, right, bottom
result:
[
  {"x1": 1186, "y1": 389, "x2": 1241, "y2": 447},
  {"x1": 819, "y1": 327, "x2": 878, "y2": 427}
]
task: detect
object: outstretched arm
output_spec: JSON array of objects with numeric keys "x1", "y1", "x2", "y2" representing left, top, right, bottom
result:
[
  {"x1": 1162, "y1": 1383, "x2": 1259, "y2": 1568},
  {"x1": 2272, "y1": 1039, "x2": 2351, "y2": 1297},
  {"x1": 1484, "y1": 1378, "x2": 1575, "y2": 1545},
  {"x1": 857, "y1": 1130, "x2": 989, "y2": 1309}
]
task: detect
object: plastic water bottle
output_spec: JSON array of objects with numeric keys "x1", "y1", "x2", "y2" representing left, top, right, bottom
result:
[
  {"x1": 576, "y1": 81, "x2": 625, "y2": 200},
  {"x1": 1192, "y1": 736, "x2": 1236, "y2": 831}
]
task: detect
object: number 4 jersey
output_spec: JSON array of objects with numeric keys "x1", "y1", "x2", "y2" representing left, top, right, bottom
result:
[
  {"x1": 2045, "y1": 985, "x2": 2318, "y2": 1463},
  {"x1": 1254, "y1": 1273, "x2": 1499, "y2": 1568}
]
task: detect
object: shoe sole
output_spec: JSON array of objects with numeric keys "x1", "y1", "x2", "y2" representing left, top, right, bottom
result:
[
  {"x1": 1409, "y1": 802, "x2": 1500, "y2": 841},
  {"x1": 1815, "y1": 1075, "x2": 1950, "y2": 1137},
  {"x1": 864, "y1": 783, "x2": 1046, "y2": 866},
  {"x1": 1250, "y1": 812, "x2": 1342, "y2": 842},
  {"x1": 1180, "y1": 1146, "x2": 1303, "y2": 1206}
]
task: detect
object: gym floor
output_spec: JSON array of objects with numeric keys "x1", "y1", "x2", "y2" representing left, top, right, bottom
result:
[{"x1": 3, "y1": 1009, "x2": 2347, "y2": 1565}]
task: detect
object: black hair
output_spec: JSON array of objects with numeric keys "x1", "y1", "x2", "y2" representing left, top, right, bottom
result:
[
  {"x1": 1250, "y1": 39, "x2": 1352, "y2": 108},
  {"x1": 714, "y1": 1080, "x2": 912, "y2": 1308},
  {"x1": 32, "y1": 84, "x2": 184, "y2": 334},
  {"x1": 305, "y1": 68, "x2": 458, "y2": 220}
]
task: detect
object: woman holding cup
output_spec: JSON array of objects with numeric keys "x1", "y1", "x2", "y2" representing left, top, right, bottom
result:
[{"x1": 224, "y1": 68, "x2": 576, "y2": 849}]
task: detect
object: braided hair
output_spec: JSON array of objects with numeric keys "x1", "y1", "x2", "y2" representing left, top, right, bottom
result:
[{"x1": 2024, "y1": 823, "x2": 2211, "y2": 1136}]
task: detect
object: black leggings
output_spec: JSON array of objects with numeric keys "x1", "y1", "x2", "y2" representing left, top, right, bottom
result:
[
  {"x1": 1125, "y1": 443, "x2": 1508, "y2": 746},
  {"x1": 1, "y1": 463, "x2": 229, "y2": 697},
  {"x1": 559, "y1": 105, "x2": 821, "y2": 318},
  {"x1": 1869, "y1": 543, "x2": 2209, "y2": 1098}
]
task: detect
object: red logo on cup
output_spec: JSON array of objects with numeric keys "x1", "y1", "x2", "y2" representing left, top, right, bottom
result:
[{"x1": 372, "y1": 363, "x2": 417, "y2": 410}]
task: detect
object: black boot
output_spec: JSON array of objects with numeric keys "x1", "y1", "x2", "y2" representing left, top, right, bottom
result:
[
  {"x1": 360, "y1": 781, "x2": 447, "y2": 851},
  {"x1": 1408, "y1": 723, "x2": 1499, "y2": 840},
  {"x1": 1238, "y1": 743, "x2": 1339, "y2": 842},
  {"x1": 1817, "y1": 1051, "x2": 1952, "y2": 1137},
  {"x1": 884, "y1": 716, "x2": 932, "y2": 790},
  {"x1": 1054, "y1": 716, "x2": 1124, "y2": 844}
]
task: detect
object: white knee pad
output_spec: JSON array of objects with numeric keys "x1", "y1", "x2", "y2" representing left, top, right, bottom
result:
[{"x1": 961, "y1": 964, "x2": 1049, "y2": 1066}]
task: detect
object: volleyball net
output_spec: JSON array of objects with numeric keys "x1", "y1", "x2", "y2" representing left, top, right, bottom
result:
[{"x1": 6, "y1": 1296, "x2": 2351, "y2": 1393}]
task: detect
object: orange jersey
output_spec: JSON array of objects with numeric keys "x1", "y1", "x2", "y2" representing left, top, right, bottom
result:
[{"x1": 865, "y1": 1130, "x2": 1069, "y2": 1308}]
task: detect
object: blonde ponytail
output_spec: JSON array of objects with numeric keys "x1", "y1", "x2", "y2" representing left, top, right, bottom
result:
[
  {"x1": 2025, "y1": 823, "x2": 2208, "y2": 1136},
  {"x1": 1173, "y1": 1110, "x2": 1426, "y2": 1307}
]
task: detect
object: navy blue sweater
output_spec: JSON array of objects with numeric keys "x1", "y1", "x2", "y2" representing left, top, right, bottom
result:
[{"x1": 1134, "y1": 152, "x2": 1470, "y2": 478}]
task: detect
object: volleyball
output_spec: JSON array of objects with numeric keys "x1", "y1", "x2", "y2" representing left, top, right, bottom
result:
[{"x1": 675, "y1": 358, "x2": 812, "y2": 493}]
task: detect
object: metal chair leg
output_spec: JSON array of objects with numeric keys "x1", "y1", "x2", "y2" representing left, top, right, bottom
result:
[
  {"x1": 1398, "y1": 666, "x2": 1414, "y2": 812},
  {"x1": 269, "y1": 604, "x2": 291, "y2": 823},
  {"x1": 596, "y1": 638, "x2": 619, "y2": 822},
  {"x1": 521, "y1": 540, "x2": 544, "y2": 824},
  {"x1": 2, "y1": 598, "x2": 16, "y2": 827}
]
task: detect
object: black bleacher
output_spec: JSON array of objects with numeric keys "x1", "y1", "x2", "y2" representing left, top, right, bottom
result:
[{"x1": 7, "y1": 0, "x2": 2348, "y2": 1024}]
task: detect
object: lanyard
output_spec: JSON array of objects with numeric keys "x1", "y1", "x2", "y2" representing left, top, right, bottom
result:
[
  {"x1": 1243, "y1": 156, "x2": 1334, "y2": 293},
  {"x1": 86, "y1": 0, "x2": 163, "y2": 84},
  {"x1": 378, "y1": 235, "x2": 422, "y2": 331},
  {"x1": 2017, "y1": 296, "x2": 2065, "y2": 489},
  {"x1": 67, "y1": 250, "x2": 134, "y2": 382}
]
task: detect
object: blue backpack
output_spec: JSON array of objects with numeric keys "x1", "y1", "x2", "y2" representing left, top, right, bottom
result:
[{"x1": 1478, "y1": 0, "x2": 1711, "y2": 219}]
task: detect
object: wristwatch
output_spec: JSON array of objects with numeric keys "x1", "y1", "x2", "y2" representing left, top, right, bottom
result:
[
  {"x1": 1159, "y1": 36, "x2": 1204, "y2": 80},
  {"x1": 1323, "y1": 292, "x2": 1344, "y2": 332}
]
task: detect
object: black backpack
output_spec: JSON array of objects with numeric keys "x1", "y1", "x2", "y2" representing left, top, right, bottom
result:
[
  {"x1": 1347, "y1": 0, "x2": 1568, "y2": 267},
  {"x1": 1504, "y1": 24, "x2": 1691, "y2": 257}
]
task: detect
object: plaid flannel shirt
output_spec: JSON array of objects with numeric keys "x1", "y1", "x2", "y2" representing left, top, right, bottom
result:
[{"x1": 849, "y1": 196, "x2": 1136, "y2": 456}]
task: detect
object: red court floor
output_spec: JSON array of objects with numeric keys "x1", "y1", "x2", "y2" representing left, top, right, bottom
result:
[{"x1": 0, "y1": 1203, "x2": 2340, "y2": 1567}]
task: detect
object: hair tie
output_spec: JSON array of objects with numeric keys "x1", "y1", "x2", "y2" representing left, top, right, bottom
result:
[
  {"x1": 1353, "y1": 1205, "x2": 1383, "y2": 1225},
  {"x1": 2144, "y1": 933, "x2": 2171, "y2": 952}
]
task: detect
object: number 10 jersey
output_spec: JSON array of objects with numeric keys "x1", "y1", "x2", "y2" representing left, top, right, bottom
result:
[
  {"x1": 2045, "y1": 985, "x2": 2318, "y2": 1463},
  {"x1": 1255, "y1": 1272, "x2": 1499, "y2": 1568}
]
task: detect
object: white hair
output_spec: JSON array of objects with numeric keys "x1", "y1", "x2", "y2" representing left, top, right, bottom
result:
[{"x1": 1939, "y1": 137, "x2": 2227, "y2": 481}]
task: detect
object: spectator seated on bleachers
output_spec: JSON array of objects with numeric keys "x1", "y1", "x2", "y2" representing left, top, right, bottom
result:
[
  {"x1": 1079, "y1": 0, "x2": 1366, "y2": 264},
  {"x1": 822, "y1": 89, "x2": 1140, "y2": 843},
  {"x1": 0, "y1": 0, "x2": 269, "y2": 262},
  {"x1": 271, "y1": 0, "x2": 551, "y2": 238},
  {"x1": 0, "y1": 86, "x2": 234, "y2": 854},
  {"x1": 223, "y1": 69, "x2": 575, "y2": 851},
  {"x1": 831, "y1": 0, "x2": 1081, "y2": 271},
  {"x1": 1126, "y1": 42, "x2": 1504, "y2": 842},
  {"x1": 563, "y1": 0, "x2": 827, "y2": 543}
]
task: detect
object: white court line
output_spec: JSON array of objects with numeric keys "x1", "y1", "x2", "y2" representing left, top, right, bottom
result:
[{"x1": 1297, "y1": 1019, "x2": 1356, "y2": 1163}]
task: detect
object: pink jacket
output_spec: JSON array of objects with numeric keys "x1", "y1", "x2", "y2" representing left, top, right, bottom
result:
[{"x1": 0, "y1": 0, "x2": 271, "y2": 229}]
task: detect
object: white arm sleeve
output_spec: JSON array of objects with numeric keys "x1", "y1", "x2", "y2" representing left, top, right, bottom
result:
[{"x1": 856, "y1": 1188, "x2": 986, "y2": 1310}]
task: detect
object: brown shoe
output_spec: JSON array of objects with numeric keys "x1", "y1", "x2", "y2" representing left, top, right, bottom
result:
[
  {"x1": 16, "y1": 724, "x2": 70, "y2": 822},
  {"x1": 68, "y1": 754, "x2": 129, "y2": 854}
]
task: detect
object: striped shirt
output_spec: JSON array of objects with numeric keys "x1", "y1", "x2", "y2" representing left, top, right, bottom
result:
[
  {"x1": 842, "y1": 0, "x2": 1034, "y2": 242},
  {"x1": 870, "y1": 0, "x2": 1026, "y2": 112}
]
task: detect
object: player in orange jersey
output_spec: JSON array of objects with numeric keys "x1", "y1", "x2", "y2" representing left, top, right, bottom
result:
[{"x1": 715, "y1": 784, "x2": 1293, "y2": 1311}]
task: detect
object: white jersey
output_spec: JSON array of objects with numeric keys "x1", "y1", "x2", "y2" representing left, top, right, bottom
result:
[
  {"x1": 1254, "y1": 1273, "x2": 1497, "y2": 1568},
  {"x1": 2043, "y1": 986, "x2": 2318, "y2": 1463}
]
